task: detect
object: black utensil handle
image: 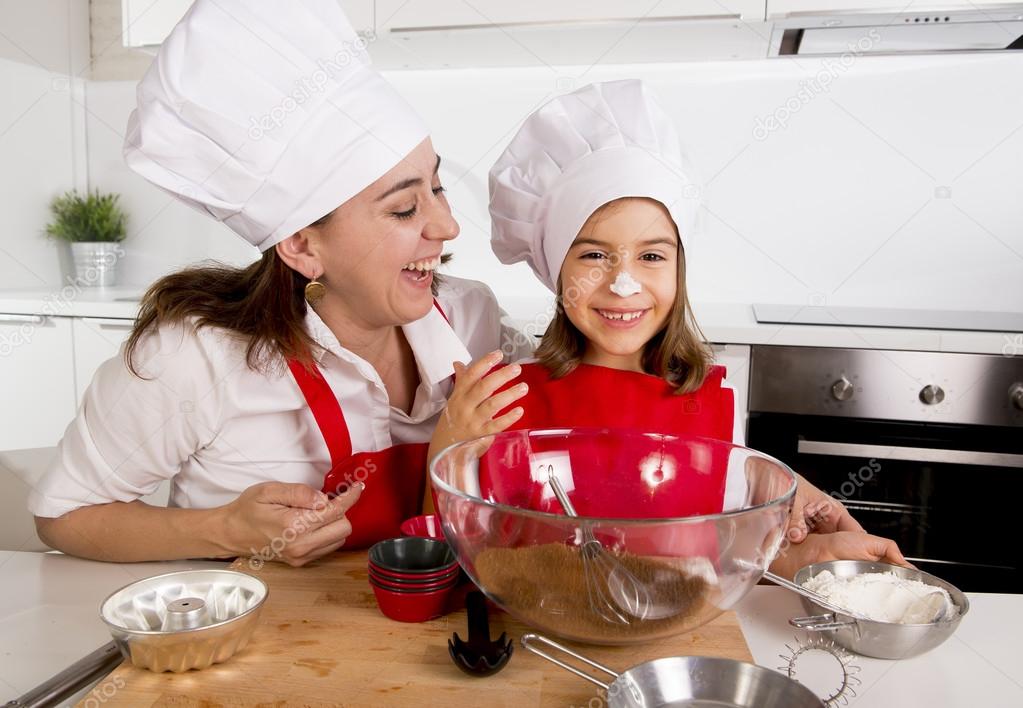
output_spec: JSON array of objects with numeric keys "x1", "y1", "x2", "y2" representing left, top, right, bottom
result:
[
  {"x1": 5, "y1": 640, "x2": 123, "y2": 708},
  {"x1": 466, "y1": 591, "x2": 491, "y2": 643}
]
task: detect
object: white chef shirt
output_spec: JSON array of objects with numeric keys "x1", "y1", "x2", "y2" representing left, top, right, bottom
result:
[{"x1": 28, "y1": 276, "x2": 534, "y2": 518}]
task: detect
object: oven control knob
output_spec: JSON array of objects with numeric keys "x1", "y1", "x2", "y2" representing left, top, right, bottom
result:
[
  {"x1": 1010, "y1": 382, "x2": 1023, "y2": 411},
  {"x1": 830, "y1": 376, "x2": 854, "y2": 401},
  {"x1": 919, "y1": 384, "x2": 945, "y2": 405}
]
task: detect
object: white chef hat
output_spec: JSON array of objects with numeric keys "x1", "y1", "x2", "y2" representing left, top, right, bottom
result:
[
  {"x1": 124, "y1": 0, "x2": 429, "y2": 251},
  {"x1": 489, "y1": 80, "x2": 700, "y2": 293}
]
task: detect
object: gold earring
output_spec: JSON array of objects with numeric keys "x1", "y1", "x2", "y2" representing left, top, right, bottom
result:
[{"x1": 304, "y1": 277, "x2": 326, "y2": 305}]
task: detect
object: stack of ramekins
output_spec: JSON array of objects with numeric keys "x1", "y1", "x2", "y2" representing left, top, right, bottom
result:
[{"x1": 367, "y1": 537, "x2": 460, "y2": 622}]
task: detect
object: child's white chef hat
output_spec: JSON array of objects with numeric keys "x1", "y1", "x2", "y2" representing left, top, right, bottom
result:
[
  {"x1": 124, "y1": 0, "x2": 428, "y2": 251},
  {"x1": 489, "y1": 80, "x2": 700, "y2": 293}
]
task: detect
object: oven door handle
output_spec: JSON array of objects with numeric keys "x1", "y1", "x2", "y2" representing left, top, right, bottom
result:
[{"x1": 796, "y1": 439, "x2": 1023, "y2": 469}]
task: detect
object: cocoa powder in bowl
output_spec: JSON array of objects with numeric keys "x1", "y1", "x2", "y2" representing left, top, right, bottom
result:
[{"x1": 473, "y1": 543, "x2": 709, "y2": 641}]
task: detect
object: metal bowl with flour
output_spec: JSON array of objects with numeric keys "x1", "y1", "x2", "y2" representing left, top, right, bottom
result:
[{"x1": 790, "y1": 560, "x2": 969, "y2": 660}]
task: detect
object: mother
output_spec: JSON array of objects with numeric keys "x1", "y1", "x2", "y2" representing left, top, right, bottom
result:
[
  {"x1": 30, "y1": 0, "x2": 877, "y2": 571},
  {"x1": 29, "y1": 0, "x2": 530, "y2": 565}
]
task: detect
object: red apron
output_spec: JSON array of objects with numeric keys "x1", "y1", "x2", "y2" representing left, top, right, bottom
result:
[
  {"x1": 483, "y1": 362, "x2": 735, "y2": 516},
  {"x1": 288, "y1": 302, "x2": 452, "y2": 549},
  {"x1": 477, "y1": 363, "x2": 737, "y2": 560}
]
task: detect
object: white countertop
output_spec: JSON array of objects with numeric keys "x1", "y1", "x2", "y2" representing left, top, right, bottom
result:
[
  {"x1": 0, "y1": 287, "x2": 1018, "y2": 355},
  {"x1": 733, "y1": 586, "x2": 1023, "y2": 707},
  {"x1": 1, "y1": 551, "x2": 1019, "y2": 707},
  {"x1": 0, "y1": 551, "x2": 225, "y2": 705},
  {"x1": 690, "y1": 301, "x2": 1020, "y2": 356},
  {"x1": 504, "y1": 295, "x2": 1019, "y2": 355}
]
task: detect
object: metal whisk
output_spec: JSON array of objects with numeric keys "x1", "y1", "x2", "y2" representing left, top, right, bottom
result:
[{"x1": 547, "y1": 472, "x2": 652, "y2": 625}]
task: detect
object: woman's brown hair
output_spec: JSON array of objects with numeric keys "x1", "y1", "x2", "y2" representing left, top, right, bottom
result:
[
  {"x1": 124, "y1": 212, "x2": 446, "y2": 377},
  {"x1": 534, "y1": 200, "x2": 713, "y2": 394}
]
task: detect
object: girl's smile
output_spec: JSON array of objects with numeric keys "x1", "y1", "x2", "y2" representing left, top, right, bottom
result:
[
  {"x1": 594, "y1": 307, "x2": 651, "y2": 327},
  {"x1": 559, "y1": 197, "x2": 679, "y2": 372}
]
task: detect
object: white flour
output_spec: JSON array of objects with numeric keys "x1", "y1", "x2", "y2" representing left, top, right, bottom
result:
[
  {"x1": 802, "y1": 570, "x2": 956, "y2": 624},
  {"x1": 610, "y1": 271, "x2": 642, "y2": 297}
]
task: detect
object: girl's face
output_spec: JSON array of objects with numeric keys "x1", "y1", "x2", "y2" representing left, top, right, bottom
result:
[
  {"x1": 559, "y1": 197, "x2": 679, "y2": 372},
  {"x1": 289, "y1": 138, "x2": 459, "y2": 329}
]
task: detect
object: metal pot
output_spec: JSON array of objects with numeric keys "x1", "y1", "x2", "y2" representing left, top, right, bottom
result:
[
  {"x1": 70, "y1": 242, "x2": 121, "y2": 287},
  {"x1": 521, "y1": 633, "x2": 823, "y2": 707},
  {"x1": 790, "y1": 560, "x2": 969, "y2": 660}
]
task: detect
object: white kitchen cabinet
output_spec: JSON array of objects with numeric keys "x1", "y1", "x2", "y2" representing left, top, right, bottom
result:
[
  {"x1": 72, "y1": 317, "x2": 134, "y2": 405},
  {"x1": 712, "y1": 343, "x2": 751, "y2": 445},
  {"x1": 121, "y1": 0, "x2": 770, "y2": 63},
  {"x1": 121, "y1": 0, "x2": 374, "y2": 48},
  {"x1": 767, "y1": 0, "x2": 1023, "y2": 17},
  {"x1": 0, "y1": 314, "x2": 76, "y2": 450},
  {"x1": 377, "y1": 1, "x2": 766, "y2": 28},
  {"x1": 373, "y1": 0, "x2": 769, "y2": 66}
]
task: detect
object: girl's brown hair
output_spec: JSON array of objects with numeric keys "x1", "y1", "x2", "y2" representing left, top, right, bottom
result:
[
  {"x1": 534, "y1": 200, "x2": 712, "y2": 394},
  {"x1": 124, "y1": 212, "x2": 446, "y2": 377}
]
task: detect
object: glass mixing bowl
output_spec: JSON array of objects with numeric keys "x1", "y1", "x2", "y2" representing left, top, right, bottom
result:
[{"x1": 430, "y1": 428, "x2": 797, "y2": 645}]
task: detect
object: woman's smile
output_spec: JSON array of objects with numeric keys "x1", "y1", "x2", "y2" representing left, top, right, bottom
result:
[{"x1": 400, "y1": 254, "x2": 442, "y2": 289}]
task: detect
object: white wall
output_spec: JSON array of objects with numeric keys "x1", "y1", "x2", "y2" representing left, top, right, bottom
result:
[
  {"x1": 0, "y1": 0, "x2": 253, "y2": 292},
  {"x1": 5, "y1": 2, "x2": 1022, "y2": 318},
  {"x1": 0, "y1": 0, "x2": 90, "y2": 289},
  {"x1": 384, "y1": 53, "x2": 1023, "y2": 317},
  {"x1": 75, "y1": 50, "x2": 1023, "y2": 318},
  {"x1": 84, "y1": 82, "x2": 257, "y2": 286}
]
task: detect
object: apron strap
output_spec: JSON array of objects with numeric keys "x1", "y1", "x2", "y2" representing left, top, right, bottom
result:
[
  {"x1": 290, "y1": 299, "x2": 449, "y2": 466},
  {"x1": 287, "y1": 358, "x2": 353, "y2": 465},
  {"x1": 432, "y1": 298, "x2": 450, "y2": 324}
]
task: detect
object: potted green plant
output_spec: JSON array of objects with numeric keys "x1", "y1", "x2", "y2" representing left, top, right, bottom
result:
[{"x1": 45, "y1": 189, "x2": 127, "y2": 287}]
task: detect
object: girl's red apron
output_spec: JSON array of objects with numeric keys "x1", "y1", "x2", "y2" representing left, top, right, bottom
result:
[
  {"x1": 288, "y1": 302, "x2": 453, "y2": 549},
  {"x1": 483, "y1": 362, "x2": 735, "y2": 515},
  {"x1": 476, "y1": 363, "x2": 736, "y2": 559}
]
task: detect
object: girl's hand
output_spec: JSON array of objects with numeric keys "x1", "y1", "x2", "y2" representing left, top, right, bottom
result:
[
  {"x1": 769, "y1": 530, "x2": 913, "y2": 580},
  {"x1": 220, "y1": 481, "x2": 363, "y2": 567},
  {"x1": 428, "y1": 350, "x2": 528, "y2": 463}
]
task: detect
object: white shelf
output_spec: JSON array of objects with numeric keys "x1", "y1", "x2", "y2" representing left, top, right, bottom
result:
[{"x1": 0, "y1": 287, "x2": 142, "y2": 320}]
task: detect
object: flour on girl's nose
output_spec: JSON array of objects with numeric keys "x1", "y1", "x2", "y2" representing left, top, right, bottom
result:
[{"x1": 610, "y1": 271, "x2": 642, "y2": 297}]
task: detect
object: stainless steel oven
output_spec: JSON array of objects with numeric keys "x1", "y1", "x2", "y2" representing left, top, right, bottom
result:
[{"x1": 747, "y1": 345, "x2": 1023, "y2": 593}]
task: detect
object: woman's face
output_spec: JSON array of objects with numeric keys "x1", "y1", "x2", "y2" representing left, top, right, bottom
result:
[
  {"x1": 559, "y1": 197, "x2": 679, "y2": 371},
  {"x1": 298, "y1": 137, "x2": 459, "y2": 328}
]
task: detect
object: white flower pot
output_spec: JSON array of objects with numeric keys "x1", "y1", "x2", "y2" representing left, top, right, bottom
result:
[{"x1": 70, "y1": 242, "x2": 123, "y2": 287}]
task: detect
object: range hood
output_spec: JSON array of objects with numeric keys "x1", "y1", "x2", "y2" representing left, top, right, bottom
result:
[{"x1": 768, "y1": 4, "x2": 1023, "y2": 56}]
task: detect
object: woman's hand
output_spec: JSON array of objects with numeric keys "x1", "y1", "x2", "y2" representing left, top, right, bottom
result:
[
  {"x1": 785, "y1": 474, "x2": 865, "y2": 543},
  {"x1": 427, "y1": 350, "x2": 528, "y2": 463},
  {"x1": 219, "y1": 481, "x2": 363, "y2": 567},
  {"x1": 769, "y1": 530, "x2": 913, "y2": 581}
]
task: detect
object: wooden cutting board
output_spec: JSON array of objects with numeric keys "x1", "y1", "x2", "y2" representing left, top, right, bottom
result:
[{"x1": 85, "y1": 552, "x2": 752, "y2": 707}]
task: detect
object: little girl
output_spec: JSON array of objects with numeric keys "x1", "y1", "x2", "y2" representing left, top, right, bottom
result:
[
  {"x1": 428, "y1": 80, "x2": 910, "y2": 577},
  {"x1": 431, "y1": 80, "x2": 740, "y2": 515}
]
